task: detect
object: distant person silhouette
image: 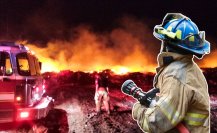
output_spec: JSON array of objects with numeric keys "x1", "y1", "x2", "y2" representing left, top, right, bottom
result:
[{"x1": 94, "y1": 73, "x2": 110, "y2": 115}]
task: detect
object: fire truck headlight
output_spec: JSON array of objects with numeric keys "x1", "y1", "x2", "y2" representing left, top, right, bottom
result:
[
  {"x1": 15, "y1": 85, "x2": 25, "y2": 104},
  {"x1": 20, "y1": 111, "x2": 29, "y2": 118},
  {"x1": 16, "y1": 96, "x2": 22, "y2": 101}
]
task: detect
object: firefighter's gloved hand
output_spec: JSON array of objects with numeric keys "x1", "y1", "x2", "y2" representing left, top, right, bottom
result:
[
  {"x1": 132, "y1": 102, "x2": 151, "y2": 133},
  {"x1": 132, "y1": 102, "x2": 140, "y2": 120},
  {"x1": 139, "y1": 88, "x2": 159, "y2": 107},
  {"x1": 132, "y1": 102, "x2": 147, "y2": 120}
]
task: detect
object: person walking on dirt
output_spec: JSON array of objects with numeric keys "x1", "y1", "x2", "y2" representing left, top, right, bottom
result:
[
  {"x1": 132, "y1": 13, "x2": 210, "y2": 133},
  {"x1": 94, "y1": 72, "x2": 110, "y2": 115}
]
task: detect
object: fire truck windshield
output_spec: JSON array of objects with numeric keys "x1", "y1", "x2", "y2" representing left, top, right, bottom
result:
[
  {"x1": 0, "y1": 52, "x2": 13, "y2": 76},
  {"x1": 16, "y1": 53, "x2": 31, "y2": 76}
]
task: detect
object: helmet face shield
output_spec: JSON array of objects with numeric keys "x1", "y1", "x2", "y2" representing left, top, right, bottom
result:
[
  {"x1": 182, "y1": 31, "x2": 205, "y2": 48},
  {"x1": 165, "y1": 31, "x2": 205, "y2": 49}
]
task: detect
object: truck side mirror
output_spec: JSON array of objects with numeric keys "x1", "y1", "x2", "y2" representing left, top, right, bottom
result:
[
  {"x1": 0, "y1": 52, "x2": 6, "y2": 67},
  {"x1": 39, "y1": 62, "x2": 42, "y2": 70}
]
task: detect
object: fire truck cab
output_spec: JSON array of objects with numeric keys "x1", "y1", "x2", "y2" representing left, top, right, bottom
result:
[{"x1": 0, "y1": 42, "x2": 53, "y2": 123}]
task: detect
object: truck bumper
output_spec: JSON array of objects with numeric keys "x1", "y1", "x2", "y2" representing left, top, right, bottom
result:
[{"x1": 16, "y1": 96, "x2": 53, "y2": 121}]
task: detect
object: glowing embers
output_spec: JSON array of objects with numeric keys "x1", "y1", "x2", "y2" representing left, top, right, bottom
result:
[{"x1": 111, "y1": 66, "x2": 129, "y2": 75}]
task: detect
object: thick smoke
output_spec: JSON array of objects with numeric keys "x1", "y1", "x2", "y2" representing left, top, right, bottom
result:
[
  {"x1": 17, "y1": 16, "x2": 217, "y2": 73},
  {"x1": 25, "y1": 17, "x2": 160, "y2": 73},
  {"x1": 1, "y1": 0, "x2": 216, "y2": 72}
]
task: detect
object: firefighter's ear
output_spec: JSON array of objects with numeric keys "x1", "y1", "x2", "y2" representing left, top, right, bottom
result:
[{"x1": 0, "y1": 52, "x2": 6, "y2": 67}]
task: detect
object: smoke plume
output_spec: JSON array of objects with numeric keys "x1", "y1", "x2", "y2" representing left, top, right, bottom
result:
[{"x1": 24, "y1": 17, "x2": 160, "y2": 73}]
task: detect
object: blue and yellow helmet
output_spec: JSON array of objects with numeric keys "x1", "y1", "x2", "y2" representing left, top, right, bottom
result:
[{"x1": 153, "y1": 13, "x2": 210, "y2": 56}]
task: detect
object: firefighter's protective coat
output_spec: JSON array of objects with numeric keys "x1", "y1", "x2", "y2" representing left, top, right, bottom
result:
[{"x1": 132, "y1": 52, "x2": 210, "y2": 133}]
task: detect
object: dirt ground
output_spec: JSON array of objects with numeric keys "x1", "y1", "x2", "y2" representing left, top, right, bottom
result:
[
  {"x1": 0, "y1": 84, "x2": 143, "y2": 133},
  {"x1": 50, "y1": 84, "x2": 143, "y2": 133},
  {"x1": 0, "y1": 70, "x2": 217, "y2": 133}
]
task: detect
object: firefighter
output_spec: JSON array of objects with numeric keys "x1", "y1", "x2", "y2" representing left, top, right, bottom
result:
[
  {"x1": 94, "y1": 72, "x2": 110, "y2": 115},
  {"x1": 132, "y1": 13, "x2": 210, "y2": 133}
]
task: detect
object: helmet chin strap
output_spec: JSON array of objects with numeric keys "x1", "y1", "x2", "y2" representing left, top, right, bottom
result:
[{"x1": 160, "y1": 42, "x2": 176, "y2": 53}]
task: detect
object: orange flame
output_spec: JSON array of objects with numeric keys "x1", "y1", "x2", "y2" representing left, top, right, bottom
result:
[
  {"x1": 198, "y1": 50, "x2": 217, "y2": 68},
  {"x1": 16, "y1": 17, "x2": 216, "y2": 74},
  {"x1": 23, "y1": 27, "x2": 157, "y2": 74},
  {"x1": 20, "y1": 41, "x2": 217, "y2": 75},
  {"x1": 27, "y1": 39, "x2": 217, "y2": 74},
  {"x1": 21, "y1": 34, "x2": 217, "y2": 74},
  {"x1": 26, "y1": 42, "x2": 156, "y2": 74}
]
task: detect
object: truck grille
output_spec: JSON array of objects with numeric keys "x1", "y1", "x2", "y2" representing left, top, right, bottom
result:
[{"x1": 0, "y1": 110, "x2": 14, "y2": 123}]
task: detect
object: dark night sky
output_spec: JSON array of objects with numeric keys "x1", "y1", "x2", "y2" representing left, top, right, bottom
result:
[{"x1": 0, "y1": 0, "x2": 216, "y2": 46}]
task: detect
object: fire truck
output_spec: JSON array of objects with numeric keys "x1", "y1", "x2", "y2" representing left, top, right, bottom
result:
[{"x1": 0, "y1": 42, "x2": 53, "y2": 123}]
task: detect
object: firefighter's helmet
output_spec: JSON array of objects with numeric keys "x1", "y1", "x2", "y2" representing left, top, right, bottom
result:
[{"x1": 153, "y1": 13, "x2": 210, "y2": 56}]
